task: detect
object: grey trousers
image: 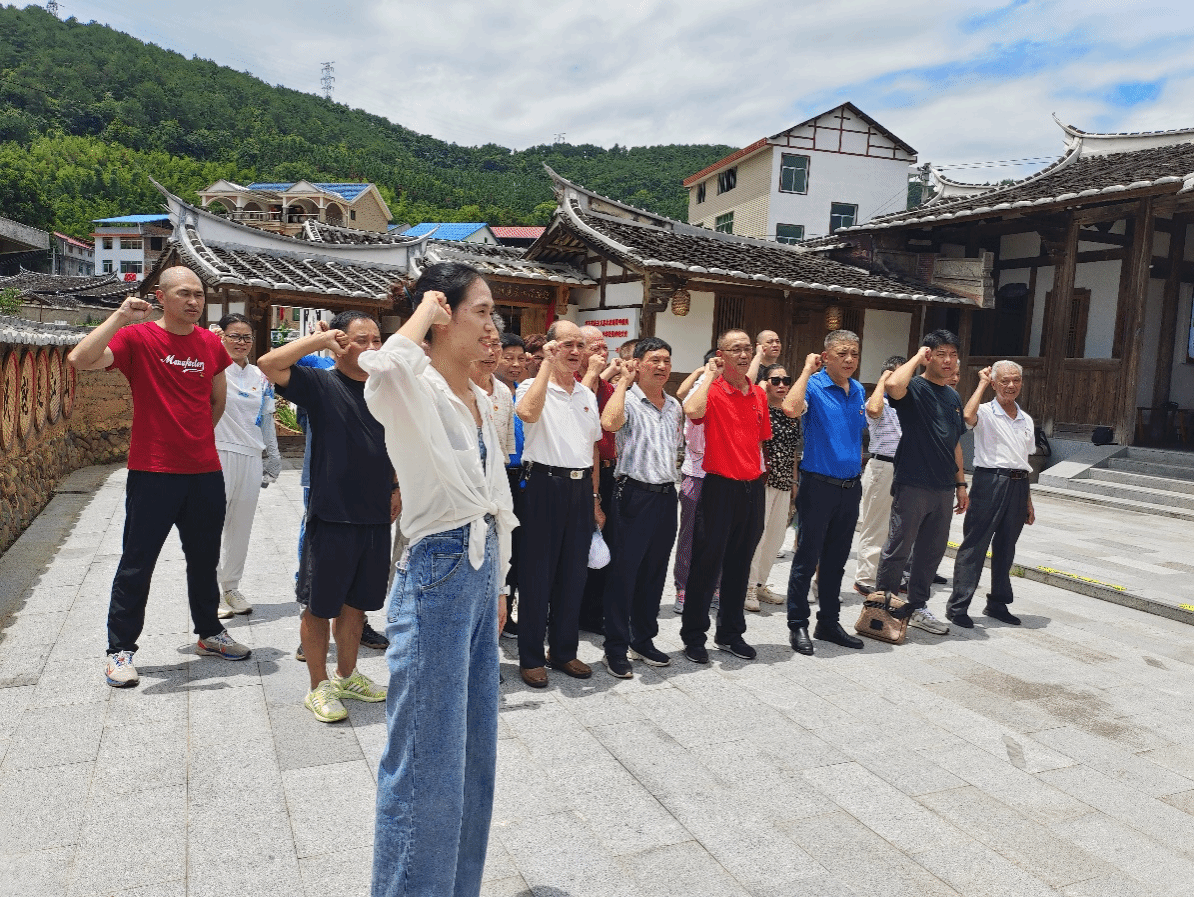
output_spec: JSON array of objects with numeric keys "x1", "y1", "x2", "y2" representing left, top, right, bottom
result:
[
  {"x1": 947, "y1": 469, "x2": 1030, "y2": 614},
  {"x1": 875, "y1": 484, "x2": 954, "y2": 610}
]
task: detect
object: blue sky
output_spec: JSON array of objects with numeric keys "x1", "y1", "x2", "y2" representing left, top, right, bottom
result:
[{"x1": 56, "y1": 0, "x2": 1194, "y2": 181}]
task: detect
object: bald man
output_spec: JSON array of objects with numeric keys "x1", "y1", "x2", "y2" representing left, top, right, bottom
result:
[
  {"x1": 747, "y1": 330, "x2": 783, "y2": 382},
  {"x1": 69, "y1": 267, "x2": 252, "y2": 689}
]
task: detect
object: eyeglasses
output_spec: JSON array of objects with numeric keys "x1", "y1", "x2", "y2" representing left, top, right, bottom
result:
[
  {"x1": 224, "y1": 335, "x2": 252, "y2": 344},
  {"x1": 768, "y1": 376, "x2": 793, "y2": 386},
  {"x1": 721, "y1": 346, "x2": 753, "y2": 356}
]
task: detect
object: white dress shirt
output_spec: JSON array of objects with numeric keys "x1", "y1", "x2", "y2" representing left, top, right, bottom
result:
[
  {"x1": 361, "y1": 333, "x2": 516, "y2": 581},
  {"x1": 972, "y1": 400, "x2": 1034, "y2": 471},
  {"x1": 215, "y1": 361, "x2": 274, "y2": 457},
  {"x1": 515, "y1": 377, "x2": 601, "y2": 469}
]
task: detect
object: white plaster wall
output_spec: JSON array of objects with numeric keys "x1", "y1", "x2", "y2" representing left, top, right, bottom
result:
[
  {"x1": 766, "y1": 149, "x2": 911, "y2": 240},
  {"x1": 654, "y1": 291, "x2": 715, "y2": 373},
  {"x1": 603, "y1": 281, "x2": 641, "y2": 308},
  {"x1": 1000, "y1": 232, "x2": 1040, "y2": 260},
  {"x1": 860, "y1": 309, "x2": 911, "y2": 383},
  {"x1": 1171, "y1": 284, "x2": 1194, "y2": 406},
  {"x1": 1074, "y1": 260, "x2": 1120, "y2": 358},
  {"x1": 1029, "y1": 266, "x2": 1054, "y2": 356},
  {"x1": 574, "y1": 286, "x2": 600, "y2": 311},
  {"x1": 1136, "y1": 278, "x2": 1166, "y2": 409}
]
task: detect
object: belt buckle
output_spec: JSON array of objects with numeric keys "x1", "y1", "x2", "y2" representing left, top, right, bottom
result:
[{"x1": 569, "y1": 469, "x2": 583, "y2": 480}]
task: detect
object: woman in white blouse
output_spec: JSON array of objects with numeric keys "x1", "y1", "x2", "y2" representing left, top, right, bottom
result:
[
  {"x1": 361, "y1": 262, "x2": 515, "y2": 897},
  {"x1": 212, "y1": 313, "x2": 282, "y2": 618}
]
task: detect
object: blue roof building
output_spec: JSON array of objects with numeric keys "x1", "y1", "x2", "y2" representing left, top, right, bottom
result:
[{"x1": 403, "y1": 223, "x2": 496, "y2": 243}]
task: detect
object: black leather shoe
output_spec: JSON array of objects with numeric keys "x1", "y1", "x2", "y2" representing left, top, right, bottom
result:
[
  {"x1": 984, "y1": 604, "x2": 1021, "y2": 625},
  {"x1": 813, "y1": 622, "x2": 864, "y2": 649},
  {"x1": 947, "y1": 611, "x2": 974, "y2": 629},
  {"x1": 789, "y1": 627, "x2": 814, "y2": 655},
  {"x1": 933, "y1": 574, "x2": 948, "y2": 585}
]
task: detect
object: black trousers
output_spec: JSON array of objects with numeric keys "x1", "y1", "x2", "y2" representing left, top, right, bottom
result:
[
  {"x1": 680, "y1": 473, "x2": 765, "y2": 648},
  {"x1": 108, "y1": 470, "x2": 226, "y2": 654},
  {"x1": 786, "y1": 474, "x2": 861, "y2": 629},
  {"x1": 516, "y1": 468, "x2": 593, "y2": 669},
  {"x1": 602, "y1": 479, "x2": 678, "y2": 657},
  {"x1": 578, "y1": 464, "x2": 615, "y2": 631},
  {"x1": 875, "y1": 484, "x2": 954, "y2": 610},
  {"x1": 947, "y1": 470, "x2": 1030, "y2": 614},
  {"x1": 505, "y1": 466, "x2": 523, "y2": 601}
]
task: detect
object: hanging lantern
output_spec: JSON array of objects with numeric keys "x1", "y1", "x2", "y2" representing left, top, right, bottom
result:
[
  {"x1": 670, "y1": 288, "x2": 691, "y2": 317},
  {"x1": 825, "y1": 304, "x2": 843, "y2": 331}
]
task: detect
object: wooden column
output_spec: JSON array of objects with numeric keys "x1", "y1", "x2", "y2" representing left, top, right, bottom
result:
[
  {"x1": 907, "y1": 303, "x2": 926, "y2": 359},
  {"x1": 1040, "y1": 215, "x2": 1081, "y2": 435},
  {"x1": 1115, "y1": 198, "x2": 1155, "y2": 445},
  {"x1": 957, "y1": 306, "x2": 974, "y2": 373},
  {"x1": 250, "y1": 293, "x2": 272, "y2": 360},
  {"x1": 1152, "y1": 218, "x2": 1187, "y2": 407}
]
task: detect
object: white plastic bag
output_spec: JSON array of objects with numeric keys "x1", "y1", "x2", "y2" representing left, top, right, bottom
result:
[{"x1": 588, "y1": 529, "x2": 611, "y2": 569}]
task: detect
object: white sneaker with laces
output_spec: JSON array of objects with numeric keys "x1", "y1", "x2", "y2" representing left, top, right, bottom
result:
[
  {"x1": 910, "y1": 607, "x2": 950, "y2": 635},
  {"x1": 105, "y1": 650, "x2": 139, "y2": 687},
  {"x1": 221, "y1": 588, "x2": 252, "y2": 616}
]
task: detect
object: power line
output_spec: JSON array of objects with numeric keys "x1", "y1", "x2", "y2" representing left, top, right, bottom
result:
[{"x1": 320, "y1": 62, "x2": 335, "y2": 101}]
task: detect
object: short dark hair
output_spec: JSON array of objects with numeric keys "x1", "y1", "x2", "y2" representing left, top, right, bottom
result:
[
  {"x1": 329, "y1": 310, "x2": 379, "y2": 333},
  {"x1": 500, "y1": 332, "x2": 524, "y2": 350},
  {"x1": 757, "y1": 362, "x2": 787, "y2": 384},
  {"x1": 218, "y1": 312, "x2": 251, "y2": 331},
  {"x1": 633, "y1": 336, "x2": 671, "y2": 359},
  {"x1": 883, "y1": 355, "x2": 907, "y2": 373},
  {"x1": 523, "y1": 333, "x2": 546, "y2": 354},
  {"x1": 921, "y1": 329, "x2": 959, "y2": 351},
  {"x1": 716, "y1": 328, "x2": 749, "y2": 348},
  {"x1": 618, "y1": 339, "x2": 639, "y2": 361}
]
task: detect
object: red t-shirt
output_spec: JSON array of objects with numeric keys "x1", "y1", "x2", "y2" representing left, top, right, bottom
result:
[
  {"x1": 108, "y1": 322, "x2": 232, "y2": 474},
  {"x1": 696, "y1": 376, "x2": 771, "y2": 481},
  {"x1": 577, "y1": 373, "x2": 617, "y2": 461}
]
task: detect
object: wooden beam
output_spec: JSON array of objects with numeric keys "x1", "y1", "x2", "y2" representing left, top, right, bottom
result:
[
  {"x1": 1152, "y1": 220, "x2": 1186, "y2": 406},
  {"x1": 908, "y1": 303, "x2": 925, "y2": 359},
  {"x1": 1114, "y1": 198, "x2": 1156, "y2": 445},
  {"x1": 995, "y1": 247, "x2": 1126, "y2": 271},
  {"x1": 1041, "y1": 215, "x2": 1081, "y2": 435},
  {"x1": 957, "y1": 306, "x2": 974, "y2": 370}
]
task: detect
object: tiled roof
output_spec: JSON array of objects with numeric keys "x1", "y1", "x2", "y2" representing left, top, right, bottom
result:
[
  {"x1": 403, "y1": 223, "x2": 489, "y2": 240},
  {"x1": 491, "y1": 226, "x2": 546, "y2": 239},
  {"x1": 301, "y1": 220, "x2": 425, "y2": 246},
  {"x1": 93, "y1": 214, "x2": 171, "y2": 224},
  {"x1": 246, "y1": 182, "x2": 371, "y2": 202},
  {"x1": 420, "y1": 240, "x2": 595, "y2": 285},
  {"x1": 0, "y1": 314, "x2": 88, "y2": 347},
  {"x1": 53, "y1": 232, "x2": 94, "y2": 251},
  {"x1": 0, "y1": 270, "x2": 130, "y2": 308},
  {"x1": 172, "y1": 225, "x2": 401, "y2": 300}
]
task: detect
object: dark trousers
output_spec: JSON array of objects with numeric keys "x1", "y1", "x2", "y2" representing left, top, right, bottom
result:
[
  {"x1": 947, "y1": 470, "x2": 1030, "y2": 614},
  {"x1": 786, "y1": 474, "x2": 861, "y2": 629},
  {"x1": 517, "y1": 469, "x2": 593, "y2": 669},
  {"x1": 602, "y1": 480, "x2": 678, "y2": 657},
  {"x1": 504, "y1": 466, "x2": 522, "y2": 605},
  {"x1": 108, "y1": 470, "x2": 226, "y2": 654},
  {"x1": 875, "y1": 484, "x2": 954, "y2": 610},
  {"x1": 578, "y1": 464, "x2": 615, "y2": 631},
  {"x1": 680, "y1": 473, "x2": 765, "y2": 648}
]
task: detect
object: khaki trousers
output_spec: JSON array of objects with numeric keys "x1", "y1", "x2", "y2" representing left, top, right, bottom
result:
[
  {"x1": 854, "y1": 458, "x2": 894, "y2": 591},
  {"x1": 749, "y1": 485, "x2": 792, "y2": 587}
]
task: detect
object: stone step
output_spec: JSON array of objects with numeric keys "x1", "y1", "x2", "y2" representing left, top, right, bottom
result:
[
  {"x1": 1108, "y1": 458, "x2": 1194, "y2": 482},
  {"x1": 1030, "y1": 483, "x2": 1194, "y2": 521},
  {"x1": 1088, "y1": 467, "x2": 1194, "y2": 495},
  {"x1": 1125, "y1": 446, "x2": 1194, "y2": 469}
]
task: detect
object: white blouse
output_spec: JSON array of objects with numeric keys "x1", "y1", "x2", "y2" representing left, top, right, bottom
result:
[
  {"x1": 215, "y1": 362, "x2": 275, "y2": 456},
  {"x1": 361, "y1": 333, "x2": 516, "y2": 581}
]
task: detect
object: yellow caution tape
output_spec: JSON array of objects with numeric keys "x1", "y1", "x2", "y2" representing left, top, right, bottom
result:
[
  {"x1": 946, "y1": 540, "x2": 991, "y2": 558},
  {"x1": 1035, "y1": 566, "x2": 1127, "y2": 592},
  {"x1": 1179, "y1": 604, "x2": 1194, "y2": 613}
]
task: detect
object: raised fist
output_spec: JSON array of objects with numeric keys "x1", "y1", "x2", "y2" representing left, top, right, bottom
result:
[
  {"x1": 978, "y1": 366, "x2": 993, "y2": 384},
  {"x1": 323, "y1": 328, "x2": 350, "y2": 356},
  {"x1": 705, "y1": 356, "x2": 725, "y2": 375},
  {"x1": 422, "y1": 289, "x2": 453, "y2": 326},
  {"x1": 119, "y1": 296, "x2": 153, "y2": 322},
  {"x1": 804, "y1": 353, "x2": 823, "y2": 374},
  {"x1": 918, "y1": 346, "x2": 933, "y2": 366}
]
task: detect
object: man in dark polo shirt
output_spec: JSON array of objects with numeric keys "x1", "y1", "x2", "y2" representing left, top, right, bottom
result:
[
  {"x1": 782, "y1": 330, "x2": 867, "y2": 655},
  {"x1": 873, "y1": 329, "x2": 969, "y2": 637},
  {"x1": 680, "y1": 329, "x2": 771, "y2": 664}
]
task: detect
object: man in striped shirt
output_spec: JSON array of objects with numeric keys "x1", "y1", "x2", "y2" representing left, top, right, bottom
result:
[{"x1": 854, "y1": 355, "x2": 905, "y2": 595}]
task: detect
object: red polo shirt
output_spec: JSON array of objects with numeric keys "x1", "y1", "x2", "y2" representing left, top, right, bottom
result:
[
  {"x1": 577, "y1": 373, "x2": 617, "y2": 461},
  {"x1": 695, "y1": 376, "x2": 771, "y2": 481}
]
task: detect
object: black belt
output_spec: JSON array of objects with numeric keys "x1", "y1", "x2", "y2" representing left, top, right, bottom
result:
[
  {"x1": 619, "y1": 476, "x2": 676, "y2": 494},
  {"x1": 599, "y1": 459, "x2": 616, "y2": 469},
  {"x1": 871, "y1": 453, "x2": 895, "y2": 463},
  {"x1": 975, "y1": 466, "x2": 1030, "y2": 480},
  {"x1": 522, "y1": 461, "x2": 593, "y2": 480},
  {"x1": 801, "y1": 469, "x2": 860, "y2": 489}
]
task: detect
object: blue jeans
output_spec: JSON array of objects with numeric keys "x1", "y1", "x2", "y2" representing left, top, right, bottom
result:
[{"x1": 372, "y1": 520, "x2": 500, "y2": 897}]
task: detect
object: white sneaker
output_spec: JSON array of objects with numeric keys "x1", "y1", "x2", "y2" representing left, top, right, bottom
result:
[
  {"x1": 910, "y1": 607, "x2": 950, "y2": 636},
  {"x1": 105, "y1": 650, "x2": 139, "y2": 687},
  {"x1": 673, "y1": 590, "x2": 685, "y2": 614},
  {"x1": 744, "y1": 585, "x2": 760, "y2": 613},
  {"x1": 221, "y1": 589, "x2": 252, "y2": 616},
  {"x1": 756, "y1": 585, "x2": 784, "y2": 605}
]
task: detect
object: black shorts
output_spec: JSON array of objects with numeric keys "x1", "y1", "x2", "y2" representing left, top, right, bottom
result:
[{"x1": 297, "y1": 516, "x2": 390, "y2": 619}]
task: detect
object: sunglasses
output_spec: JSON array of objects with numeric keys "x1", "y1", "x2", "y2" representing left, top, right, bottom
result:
[{"x1": 768, "y1": 376, "x2": 793, "y2": 386}]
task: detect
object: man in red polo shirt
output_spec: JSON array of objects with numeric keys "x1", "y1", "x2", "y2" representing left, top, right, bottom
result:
[
  {"x1": 679, "y1": 328, "x2": 771, "y2": 663},
  {"x1": 577, "y1": 325, "x2": 618, "y2": 634}
]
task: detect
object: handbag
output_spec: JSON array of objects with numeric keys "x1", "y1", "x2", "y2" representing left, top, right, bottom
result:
[{"x1": 854, "y1": 591, "x2": 909, "y2": 644}]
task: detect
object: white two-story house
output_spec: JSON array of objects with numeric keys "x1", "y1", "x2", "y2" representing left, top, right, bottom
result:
[{"x1": 684, "y1": 103, "x2": 917, "y2": 243}]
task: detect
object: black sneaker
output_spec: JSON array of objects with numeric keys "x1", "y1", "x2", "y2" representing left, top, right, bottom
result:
[
  {"x1": 360, "y1": 620, "x2": 389, "y2": 650},
  {"x1": 602, "y1": 653, "x2": 633, "y2": 679},
  {"x1": 933, "y1": 574, "x2": 948, "y2": 585},
  {"x1": 295, "y1": 643, "x2": 305, "y2": 662},
  {"x1": 684, "y1": 643, "x2": 709, "y2": 664},
  {"x1": 947, "y1": 611, "x2": 974, "y2": 629},
  {"x1": 501, "y1": 618, "x2": 519, "y2": 640},
  {"x1": 629, "y1": 643, "x2": 671, "y2": 667},
  {"x1": 984, "y1": 604, "x2": 1021, "y2": 625},
  {"x1": 714, "y1": 639, "x2": 757, "y2": 660}
]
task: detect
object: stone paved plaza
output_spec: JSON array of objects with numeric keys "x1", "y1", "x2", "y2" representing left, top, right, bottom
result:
[{"x1": 3, "y1": 462, "x2": 1194, "y2": 896}]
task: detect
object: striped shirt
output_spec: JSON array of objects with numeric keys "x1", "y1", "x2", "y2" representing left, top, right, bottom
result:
[
  {"x1": 867, "y1": 398, "x2": 902, "y2": 456},
  {"x1": 613, "y1": 385, "x2": 684, "y2": 484}
]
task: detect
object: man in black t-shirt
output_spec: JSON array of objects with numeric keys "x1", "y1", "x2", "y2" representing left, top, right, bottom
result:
[
  {"x1": 873, "y1": 330, "x2": 969, "y2": 637},
  {"x1": 260, "y1": 311, "x2": 399, "y2": 723}
]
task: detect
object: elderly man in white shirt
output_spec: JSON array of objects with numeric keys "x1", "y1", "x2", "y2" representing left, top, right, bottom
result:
[{"x1": 945, "y1": 360, "x2": 1036, "y2": 628}]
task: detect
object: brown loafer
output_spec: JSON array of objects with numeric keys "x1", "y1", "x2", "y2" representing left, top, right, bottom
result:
[
  {"x1": 520, "y1": 666, "x2": 548, "y2": 688},
  {"x1": 548, "y1": 657, "x2": 592, "y2": 679}
]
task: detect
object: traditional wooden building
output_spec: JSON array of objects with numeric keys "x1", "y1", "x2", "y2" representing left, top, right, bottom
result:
[{"x1": 813, "y1": 116, "x2": 1194, "y2": 446}]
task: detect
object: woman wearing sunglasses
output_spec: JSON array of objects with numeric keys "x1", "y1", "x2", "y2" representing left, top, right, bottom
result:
[
  {"x1": 212, "y1": 313, "x2": 282, "y2": 619},
  {"x1": 746, "y1": 363, "x2": 803, "y2": 611}
]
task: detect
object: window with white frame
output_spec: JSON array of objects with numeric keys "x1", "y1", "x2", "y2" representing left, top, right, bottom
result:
[
  {"x1": 775, "y1": 224, "x2": 805, "y2": 244},
  {"x1": 102, "y1": 260, "x2": 113, "y2": 273},
  {"x1": 715, "y1": 212, "x2": 734, "y2": 234},
  {"x1": 102, "y1": 237, "x2": 113, "y2": 250},
  {"x1": 829, "y1": 203, "x2": 858, "y2": 233},
  {"x1": 779, "y1": 154, "x2": 809, "y2": 193},
  {"x1": 120, "y1": 260, "x2": 143, "y2": 274},
  {"x1": 119, "y1": 238, "x2": 143, "y2": 250},
  {"x1": 717, "y1": 168, "x2": 737, "y2": 194}
]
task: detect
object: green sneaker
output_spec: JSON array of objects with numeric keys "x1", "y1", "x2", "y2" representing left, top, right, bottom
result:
[
  {"x1": 304, "y1": 679, "x2": 348, "y2": 723},
  {"x1": 331, "y1": 668, "x2": 387, "y2": 703}
]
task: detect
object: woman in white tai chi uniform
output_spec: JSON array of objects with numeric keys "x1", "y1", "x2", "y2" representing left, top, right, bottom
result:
[
  {"x1": 363, "y1": 262, "x2": 515, "y2": 897},
  {"x1": 212, "y1": 313, "x2": 282, "y2": 618}
]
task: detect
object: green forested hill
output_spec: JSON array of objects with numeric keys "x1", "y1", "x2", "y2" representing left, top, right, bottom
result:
[{"x1": 0, "y1": 5, "x2": 735, "y2": 239}]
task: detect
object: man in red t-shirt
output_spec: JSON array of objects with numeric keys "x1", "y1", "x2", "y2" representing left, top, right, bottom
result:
[
  {"x1": 69, "y1": 266, "x2": 251, "y2": 689},
  {"x1": 679, "y1": 328, "x2": 771, "y2": 664}
]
